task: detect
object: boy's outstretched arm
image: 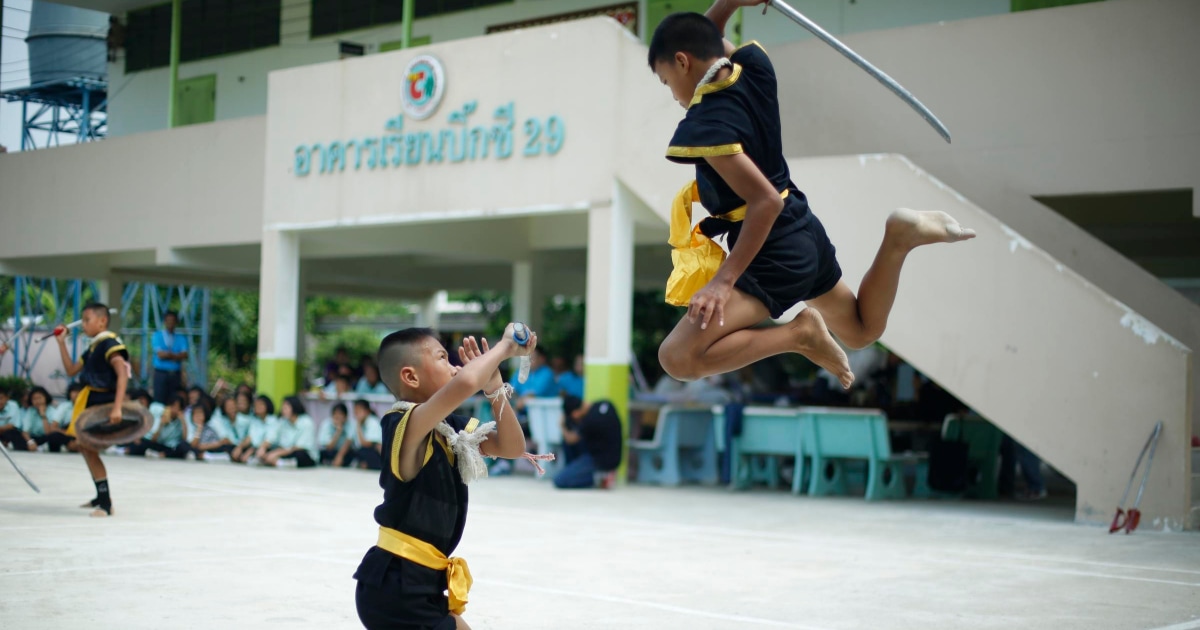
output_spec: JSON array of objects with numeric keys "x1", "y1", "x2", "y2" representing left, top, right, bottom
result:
[
  {"x1": 407, "y1": 325, "x2": 522, "y2": 444},
  {"x1": 706, "y1": 0, "x2": 769, "y2": 55},
  {"x1": 688, "y1": 152, "x2": 785, "y2": 330},
  {"x1": 460, "y1": 336, "x2": 529, "y2": 460}
]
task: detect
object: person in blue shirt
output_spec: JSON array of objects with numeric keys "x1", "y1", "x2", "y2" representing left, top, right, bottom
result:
[
  {"x1": 512, "y1": 347, "x2": 558, "y2": 405},
  {"x1": 151, "y1": 311, "x2": 189, "y2": 403},
  {"x1": 125, "y1": 389, "x2": 163, "y2": 456},
  {"x1": 555, "y1": 354, "x2": 586, "y2": 400},
  {"x1": 355, "y1": 362, "x2": 391, "y2": 396},
  {"x1": 319, "y1": 402, "x2": 352, "y2": 466},
  {"x1": 261, "y1": 395, "x2": 318, "y2": 468},
  {"x1": 347, "y1": 399, "x2": 384, "y2": 470},
  {"x1": 24, "y1": 386, "x2": 73, "y2": 453},
  {"x1": 0, "y1": 387, "x2": 33, "y2": 451}
]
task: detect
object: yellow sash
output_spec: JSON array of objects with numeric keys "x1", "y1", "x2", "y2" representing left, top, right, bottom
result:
[
  {"x1": 65, "y1": 385, "x2": 98, "y2": 437},
  {"x1": 377, "y1": 526, "x2": 473, "y2": 616},
  {"x1": 665, "y1": 182, "x2": 788, "y2": 306}
]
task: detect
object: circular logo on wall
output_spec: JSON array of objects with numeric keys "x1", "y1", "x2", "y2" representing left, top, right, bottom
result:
[{"x1": 402, "y1": 54, "x2": 445, "y2": 121}]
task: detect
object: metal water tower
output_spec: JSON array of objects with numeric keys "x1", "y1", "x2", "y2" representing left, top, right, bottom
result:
[{"x1": 1, "y1": 1, "x2": 109, "y2": 150}]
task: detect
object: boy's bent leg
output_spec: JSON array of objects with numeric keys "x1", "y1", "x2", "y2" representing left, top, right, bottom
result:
[
  {"x1": 659, "y1": 289, "x2": 851, "y2": 386},
  {"x1": 808, "y1": 209, "x2": 975, "y2": 349}
]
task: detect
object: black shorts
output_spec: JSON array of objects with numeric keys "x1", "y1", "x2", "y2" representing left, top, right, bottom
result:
[
  {"x1": 355, "y1": 547, "x2": 454, "y2": 630},
  {"x1": 725, "y1": 211, "x2": 842, "y2": 319}
]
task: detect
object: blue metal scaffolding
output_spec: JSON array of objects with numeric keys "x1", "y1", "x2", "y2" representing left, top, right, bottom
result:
[{"x1": 1, "y1": 76, "x2": 107, "y2": 150}]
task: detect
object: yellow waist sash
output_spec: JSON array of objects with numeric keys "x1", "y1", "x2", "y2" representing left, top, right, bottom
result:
[
  {"x1": 66, "y1": 385, "x2": 106, "y2": 437},
  {"x1": 377, "y1": 526, "x2": 473, "y2": 616},
  {"x1": 665, "y1": 181, "x2": 788, "y2": 306}
]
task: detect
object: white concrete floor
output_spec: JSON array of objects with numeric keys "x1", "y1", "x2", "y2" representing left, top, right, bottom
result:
[{"x1": 1, "y1": 451, "x2": 1198, "y2": 630}]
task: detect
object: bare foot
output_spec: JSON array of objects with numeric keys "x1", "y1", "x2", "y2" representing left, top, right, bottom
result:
[
  {"x1": 89, "y1": 506, "x2": 112, "y2": 518},
  {"x1": 886, "y1": 208, "x2": 976, "y2": 250},
  {"x1": 790, "y1": 308, "x2": 854, "y2": 389}
]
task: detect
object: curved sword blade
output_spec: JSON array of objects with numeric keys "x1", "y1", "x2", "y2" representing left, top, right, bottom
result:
[{"x1": 769, "y1": 0, "x2": 952, "y2": 143}]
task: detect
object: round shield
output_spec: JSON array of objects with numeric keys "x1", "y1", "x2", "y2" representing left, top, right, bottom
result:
[{"x1": 74, "y1": 402, "x2": 154, "y2": 450}]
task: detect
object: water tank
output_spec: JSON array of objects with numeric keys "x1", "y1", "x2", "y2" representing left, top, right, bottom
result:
[{"x1": 25, "y1": 1, "x2": 108, "y2": 87}]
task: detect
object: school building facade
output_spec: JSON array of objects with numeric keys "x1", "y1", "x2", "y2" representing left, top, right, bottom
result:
[{"x1": 0, "y1": 0, "x2": 1197, "y2": 528}]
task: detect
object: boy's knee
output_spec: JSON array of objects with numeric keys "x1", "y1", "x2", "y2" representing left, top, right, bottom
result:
[
  {"x1": 658, "y1": 344, "x2": 700, "y2": 382},
  {"x1": 842, "y1": 328, "x2": 882, "y2": 351}
]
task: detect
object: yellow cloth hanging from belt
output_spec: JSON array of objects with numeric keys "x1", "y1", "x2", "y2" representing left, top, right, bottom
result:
[
  {"x1": 377, "y1": 526, "x2": 473, "y2": 616},
  {"x1": 665, "y1": 182, "x2": 790, "y2": 306},
  {"x1": 66, "y1": 385, "x2": 99, "y2": 438}
]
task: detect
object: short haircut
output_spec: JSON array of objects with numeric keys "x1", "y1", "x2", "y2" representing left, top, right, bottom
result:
[
  {"x1": 256, "y1": 394, "x2": 275, "y2": 416},
  {"x1": 68, "y1": 382, "x2": 84, "y2": 396},
  {"x1": 377, "y1": 327, "x2": 439, "y2": 397},
  {"x1": 332, "y1": 402, "x2": 348, "y2": 416},
  {"x1": 282, "y1": 395, "x2": 306, "y2": 417},
  {"x1": 83, "y1": 302, "x2": 110, "y2": 321},
  {"x1": 647, "y1": 12, "x2": 725, "y2": 70},
  {"x1": 353, "y1": 399, "x2": 372, "y2": 412},
  {"x1": 164, "y1": 310, "x2": 179, "y2": 320},
  {"x1": 169, "y1": 392, "x2": 188, "y2": 409}
]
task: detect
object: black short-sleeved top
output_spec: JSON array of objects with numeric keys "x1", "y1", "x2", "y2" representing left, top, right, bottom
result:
[
  {"x1": 666, "y1": 42, "x2": 810, "y2": 232},
  {"x1": 354, "y1": 408, "x2": 470, "y2": 592},
  {"x1": 578, "y1": 401, "x2": 624, "y2": 472},
  {"x1": 80, "y1": 332, "x2": 128, "y2": 391}
]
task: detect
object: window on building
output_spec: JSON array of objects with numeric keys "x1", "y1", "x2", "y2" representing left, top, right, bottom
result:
[
  {"x1": 124, "y1": 0, "x2": 281, "y2": 73},
  {"x1": 310, "y1": 0, "x2": 510, "y2": 38}
]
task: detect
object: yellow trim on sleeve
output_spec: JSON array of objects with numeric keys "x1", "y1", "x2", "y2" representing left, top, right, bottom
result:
[
  {"x1": 389, "y1": 407, "x2": 415, "y2": 481},
  {"x1": 465, "y1": 418, "x2": 480, "y2": 433},
  {"x1": 88, "y1": 331, "x2": 117, "y2": 349},
  {"x1": 666, "y1": 143, "x2": 744, "y2": 159},
  {"x1": 735, "y1": 40, "x2": 766, "y2": 54},
  {"x1": 689, "y1": 63, "x2": 742, "y2": 107},
  {"x1": 105, "y1": 344, "x2": 127, "y2": 360}
]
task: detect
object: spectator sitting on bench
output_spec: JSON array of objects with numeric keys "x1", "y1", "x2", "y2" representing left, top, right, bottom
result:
[{"x1": 553, "y1": 396, "x2": 624, "y2": 490}]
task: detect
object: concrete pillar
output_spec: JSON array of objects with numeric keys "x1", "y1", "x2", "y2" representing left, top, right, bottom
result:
[
  {"x1": 256, "y1": 229, "x2": 301, "y2": 406},
  {"x1": 584, "y1": 180, "x2": 635, "y2": 479},
  {"x1": 511, "y1": 261, "x2": 533, "y2": 327},
  {"x1": 417, "y1": 292, "x2": 442, "y2": 330}
]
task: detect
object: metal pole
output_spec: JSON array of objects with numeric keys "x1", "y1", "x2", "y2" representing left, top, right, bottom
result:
[
  {"x1": 21, "y1": 99, "x2": 28, "y2": 151},
  {"x1": 71, "y1": 280, "x2": 81, "y2": 362},
  {"x1": 141, "y1": 283, "x2": 150, "y2": 383},
  {"x1": 200, "y1": 288, "x2": 211, "y2": 389},
  {"x1": 401, "y1": 0, "x2": 414, "y2": 49},
  {"x1": 81, "y1": 88, "x2": 91, "y2": 142},
  {"x1": 11, "y1": 277, "x2": 22, "y2": 377},
  {"x1": 168, "y1": 0, "x2": 182, "y2": 128}
]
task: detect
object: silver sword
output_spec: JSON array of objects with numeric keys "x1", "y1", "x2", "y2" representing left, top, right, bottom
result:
[
  {"x1": 767, "y1": 0, "x2": 952, "y2": 143},
  {"x1": 0, "y1": 441, "x2": 41, "y2": 493}
]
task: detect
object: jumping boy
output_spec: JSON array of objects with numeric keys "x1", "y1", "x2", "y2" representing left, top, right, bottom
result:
[
  {"x1": 54, "y1": 303, "x2": 130, "y2": 517},
  {"x1": 650, "y1": 2, "x2": 975, "y2": 387},
  {"x1": 354, "y1": 326, "x2": 533, "y2": 630}
]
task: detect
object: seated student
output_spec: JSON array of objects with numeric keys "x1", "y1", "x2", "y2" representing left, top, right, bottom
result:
[
  {"x1": 553, "y1": 396, "x2": 624, "y2": 490},
  {"x1": 125, "y1": 389, "x2": 164, "y2": 456},
  {"x1": 187, "y1": 401, "x2": 230, "y2": 459},
  {"x1": 142, "y1": 392, "x2": 192, "y2": 459},
  {"x1": 346, "y1": 399, "x2": 383, "y2": 470},
  {"x1": 322, "y1": 373, "x2": 354, "y2": 399},
  {"x1": 556, "y1": 354, "x2": 585, "y2": 399},
  {"x1": 260, "y1": 395, "x2": 318, "y2": 468},
  {"x1": 319, "y1": 402, "x2": 352, "y2": 466},
  {"x1": 211, "y1": 396, "x2": 250, "y2": 454},
  {"x1": 25, "y1": 386, "x2": 73, "y2": 453},
  {"x1": 0, "y1": 387, "x2": 31, "y2": 451},
  {"x1": 50, "y1": 383, "x2": 86, "y2": 452},
  {"x1": 355, "y1": 362, "x2": 390, "y2": 396},
  {"x1": 237, "y1": 395, "x2": 278, "y2": 464}
]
